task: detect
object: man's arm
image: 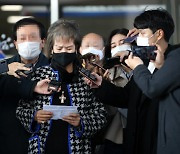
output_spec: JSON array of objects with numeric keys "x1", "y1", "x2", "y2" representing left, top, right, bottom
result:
[
  {"x1": 0, "y1": 75, "x2": 51, "y2": 99},
  {"x1": 93, "y1": 79, "x2": 130, "y2": 108},
  {"x1": 133, "y1": 49, "x2": 180, "y2": 98}
]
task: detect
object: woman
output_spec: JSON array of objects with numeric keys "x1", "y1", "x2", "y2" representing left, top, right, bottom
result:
[
  {"x1": 101, "y1": 28, "x2": 135, "y2": 154},
  {"x1": 16, "y1": 19, "x2": 107, "y2": 154}
]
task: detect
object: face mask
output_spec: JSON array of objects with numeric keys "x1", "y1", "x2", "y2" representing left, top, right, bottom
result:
[
  {"x1": 81, "y1": 47, "x2": 104, "y2": 60},
  {"x1": 51, "y1": 52, "x2": 76, "y2": 68},
  {"x1": 18, "y1": 42, "x2": 41, "y2": 60},
  {"x1": 136, "y1": 36, "x2": 150, "y2": 46},
  {"x1": 111, "y1": 44, "x2": 131, "y2": 57},
  {"x1": 136, "y1": 32, "x2": 156, "y2": 46}
]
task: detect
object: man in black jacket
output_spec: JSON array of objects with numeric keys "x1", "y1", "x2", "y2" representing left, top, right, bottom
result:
[
  {"x1": 86, "y1": 9, "x2": 179, "y2": 154},
  {"x1": 0, "y1": 18, "x2": 49, "y2": 154}
]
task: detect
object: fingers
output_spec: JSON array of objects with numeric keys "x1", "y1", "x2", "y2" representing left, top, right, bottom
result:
[
  {"x1": 35, "y1": 79, "x2": 54, "y2": 94},
  {"x1": 37, "y1": 79, "x2": 50, "y2": 88},
  {"x1": 35, "y1": 110, "x2": 53, "y2": 123},
  {"x1": 127, "y1": 28, "x2": 139, "y2": 37},
  {"x1": 103, "y1": 69, "x2": 110, "y2": 80},
  {"x1": 8, "y1": 62, "x2": 31, "y2": 78},
  {"x1": 62, "y1": 113, "x2": 80, "y2": 127}
]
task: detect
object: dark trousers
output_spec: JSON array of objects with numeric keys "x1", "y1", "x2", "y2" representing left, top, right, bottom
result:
[{"x1": 103, "y1": 139, "x2": 124, "y2": 154}]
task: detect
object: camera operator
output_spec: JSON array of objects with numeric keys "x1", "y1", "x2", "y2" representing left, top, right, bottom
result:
[{"x1": 85, "y1": 9, "x2": 180, "y2": 154}]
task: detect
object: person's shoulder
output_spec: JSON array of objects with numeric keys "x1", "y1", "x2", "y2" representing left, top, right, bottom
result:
[{"x1": 169, "y1": 45, "x2": 180, "y2": 56}]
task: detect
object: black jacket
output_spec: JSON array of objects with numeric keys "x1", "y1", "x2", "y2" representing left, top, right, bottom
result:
[
  {"x1": 93, "y1": 45, "x2": 180, "y2": 154},
  {"x1": 0, "y1": 75, "x2": 36, "y2": 98},
  {"x1": 7, "y1": 52, "x2": 49, "y2": 68},
  {"x1": 0, "y1": 53, "x2": 49, "y2": 154}
]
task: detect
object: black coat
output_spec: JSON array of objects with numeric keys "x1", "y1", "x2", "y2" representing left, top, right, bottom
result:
[
  {"x1": 133, "y1": 47, "x2": 180, "y2": 154},
  {"x1": 0, "y1": 75, "x2": 37, "y2": 154},
  {"x1": 7, "y1": 52, "x2": 49, "y2": 68},
  {"x1": 0, "y1": 75, "x2": 36, "y2": 98},
  {"x1": 0, "y1": 53, "x2": 49, "y2": 154},
  {"x1": 93, "y1": 45, "x2": 180, "y2": 154}
]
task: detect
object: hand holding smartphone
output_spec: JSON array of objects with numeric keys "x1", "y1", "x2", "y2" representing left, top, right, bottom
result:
[{"x1": 78, "y1": 67, "x2": 97, "y2": 82}]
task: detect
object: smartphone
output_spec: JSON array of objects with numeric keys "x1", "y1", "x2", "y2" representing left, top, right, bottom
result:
[
  {"x1": 104, "y1": 56, "x2": 121, "y2": 69},
  {"x1": 0, "y1": 59, "x2": 9, "y2": 74},
  {"x1": 78, "y1": 67, "x2": 97, "y2": 82},
  {"x1": 123, "y1": 34, "x2": 138, "y2": 43},
  {"x1": 48, "y1": 80, "x2": 61, "y2": 92},
  {"x1": 89, "y1": 62, "x2": 107, "y2": 73},
  {"x1": 23, "y1": 64, "x2": 34, "y2": 75},
  {"x1": 15, "y1": 63, "x2": 34, "y2": 76}
]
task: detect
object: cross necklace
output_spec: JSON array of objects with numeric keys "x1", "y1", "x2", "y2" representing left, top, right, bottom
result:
[{"x1": 59, "y1": 91, "x2": 66, "y2": 104}]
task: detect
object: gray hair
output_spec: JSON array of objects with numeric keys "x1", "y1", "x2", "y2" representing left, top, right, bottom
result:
[{"x1": 45, "y1": 19, "x2": 81, "y2": 57}]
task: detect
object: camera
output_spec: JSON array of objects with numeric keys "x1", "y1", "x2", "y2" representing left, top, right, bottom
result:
[
  {"x1": 0, "y1": 59, "x2": 9, "y2": 74},
  {"x1": 104, "y1": 45, "x2": 157, "y2": 69},
  {"x1": 104, "y1": 57, "x2": 121, "y2": 69},
  {"x1": 48, "y1": 80, "x2": 61, "y2": 92},
  {"x1": 81, "y1": 53, "x2": 96, "y2": 62},
  {"x1": 131, "y1": 45, "x2": 157, "y2": 60},
  {"x1": 78, "y1": 67, "x2": 97, "y2": 82},
  {"x1": 15, "y1": 63, "x2": 34, "y2": 77}
]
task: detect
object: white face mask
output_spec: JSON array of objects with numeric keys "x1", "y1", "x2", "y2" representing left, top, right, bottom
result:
[
  {"x1": 136, "y1": 36, "x2": 150, "y2": 46},
  {"x1": 136, "y1": 32, "x2": 157, "y2": 47},
  {"x1": 111, "y1": 44, "x2": 131, "y2": 57},
  {"x1": 81, "y1": 47, "x2": 104, "y2": 60},
  {"x1": 18, "y1": 42, "x2": 41, "y2": 60}
]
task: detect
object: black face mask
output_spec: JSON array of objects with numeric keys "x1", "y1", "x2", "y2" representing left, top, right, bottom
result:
[{"x1": 51, "y1": 52, "x2": 76, "y2": 68}]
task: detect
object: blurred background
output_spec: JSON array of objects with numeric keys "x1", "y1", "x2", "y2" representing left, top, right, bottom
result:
[{"x1": 0, "y1": 0, "x2": 179, "y2": 58}]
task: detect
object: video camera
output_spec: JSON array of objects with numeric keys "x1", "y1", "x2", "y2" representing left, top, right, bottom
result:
[
  {"x1": 131, "y1": 45, "x2": 157, "y2": 60},
  {"x1": 0, "y1": 59, "x2": 9, "y2": 74},
  {"x1": 104, "y1": 45, "x2": 157, "y2": 69},
  {"x1": 81, "y1": 53, "x2": 96, "y2": 62}
]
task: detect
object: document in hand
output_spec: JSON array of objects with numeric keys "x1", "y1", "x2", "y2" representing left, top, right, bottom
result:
[{"x1": 43, "y1": 105, "x2": 78, "y2": 120}]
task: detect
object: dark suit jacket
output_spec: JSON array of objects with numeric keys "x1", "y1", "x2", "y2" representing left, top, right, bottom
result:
[{"x1": 0, "y1": 53, "x2": 49, "y2": 154}]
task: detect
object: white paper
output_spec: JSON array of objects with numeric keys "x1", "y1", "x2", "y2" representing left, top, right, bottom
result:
[{"x1": 43, "y1": 105, "x2": 78, "y2": 120}]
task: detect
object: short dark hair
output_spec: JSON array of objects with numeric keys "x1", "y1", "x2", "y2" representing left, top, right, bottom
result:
[
  {"x1": 134, "y1": 8, "x2": 174, "y2": 42},
  {"x1": 104, "y1": 28, "x2": 130, "y2": 59},
  {"x1": 13, "y1": 18, "x2": 46, "y2": 41}
]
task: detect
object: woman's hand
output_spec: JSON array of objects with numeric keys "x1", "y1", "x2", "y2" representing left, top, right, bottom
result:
[
  {"x1": 84, "y1": 72, "x2": 102, "y2": 88},
  {"x1": 34, "y1": 110, "x2": 53, "y2": 124},
  {"x1": 62, "y1": 113, "x2": 81, "y2": 127}
]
